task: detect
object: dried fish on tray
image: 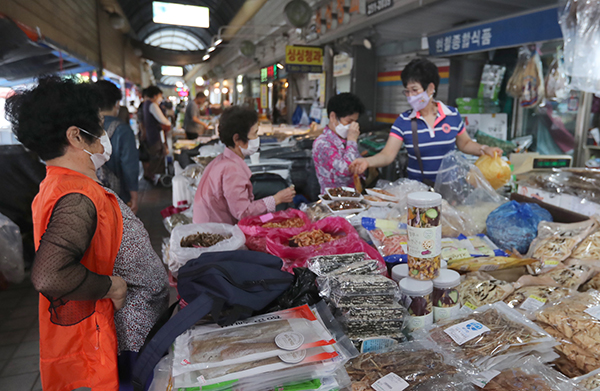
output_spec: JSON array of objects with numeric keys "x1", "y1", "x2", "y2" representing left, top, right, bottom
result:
[
  {"x1": 536, "y1": 290, "x2": 600, "y2": 360},
  {"x1": 458, "y1": 272, "x2": 515, "y2": 308},
  {"x1": 172, "y1": 305, "x2": 335, "y2": 376},
  {"x1": 416, "y1": 302, "x2": 556, "y2": 369},
  {"x1": 345, "y1": 342, "x2": 465, "y2": 391}
]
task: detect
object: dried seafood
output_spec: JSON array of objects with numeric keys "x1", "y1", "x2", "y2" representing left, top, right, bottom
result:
[
  {"x1": 180, "y1": 232, "x2": 230, "y2": 248},
  {"x1": 262, "y1": 217, "x2": 305, "y2": 228},
  {"x1": 504, "y1": 286, "x2": 572, "y2": 309},
  {"x1": 458, "y1": 272, "x2": 515, "y2": 307},
  {"x1": 516, "y1": 264, "x2": 596, "y2": 290},
  {"x1": 539, "y1": 322, "x2": 600, "y2": 374},
  {"x1": 289, "y1": 229, "x2": 338, "y2": 247}
]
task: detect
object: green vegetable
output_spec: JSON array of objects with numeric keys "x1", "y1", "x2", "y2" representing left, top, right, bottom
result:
[{"x1": 426, "y1": 208, "x2": 438, "y2": 219}]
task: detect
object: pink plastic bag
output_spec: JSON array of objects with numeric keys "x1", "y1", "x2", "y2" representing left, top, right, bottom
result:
[
  {"x1": 238, "y1": 209, "x2": 311, "y2": 252},
  {"x1": 265, "y1": 216, "x2": 384, "y2": 272}
]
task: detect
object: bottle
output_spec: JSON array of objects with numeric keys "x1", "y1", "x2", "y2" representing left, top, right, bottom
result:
[{"x1": 407, "y1": 192, "x2": 442, "y2": 280}]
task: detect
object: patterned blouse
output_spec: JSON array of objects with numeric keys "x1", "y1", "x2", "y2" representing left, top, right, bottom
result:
[{"x1": 312, "y1": 126, "x2": 360, "y2": 193}]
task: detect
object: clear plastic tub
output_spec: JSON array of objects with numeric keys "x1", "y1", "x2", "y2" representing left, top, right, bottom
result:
[
  {"x1": 399, "y1": 277, "x2": 433, "y2": 331},
  {"x1": 432, "y1": 269, "x2": 461, "y2": 323},
  {"x1": 407, "y1": 192, "x2": 442, "y2": 280}
]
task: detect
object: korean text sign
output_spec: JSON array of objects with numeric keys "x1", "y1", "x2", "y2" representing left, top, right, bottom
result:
[{"x1": 285, "y1": 46, "x2": 323, "y2": 73}]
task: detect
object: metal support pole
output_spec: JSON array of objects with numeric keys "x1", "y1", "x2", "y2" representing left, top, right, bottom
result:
[{"x1": 574, "y1": 92, "x2": 594, "y2": 167}]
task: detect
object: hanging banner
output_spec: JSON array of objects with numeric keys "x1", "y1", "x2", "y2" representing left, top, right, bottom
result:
[
  {"x1": 333, "y1": 54, "x2": 353, "y2": 77},
  {"x1": 428, "y1": 7, "x2": 562, "y2": 56},
  {"x1": 285, "y1": 45, "x2": 324, "y2": 73},
  {"x1": 260, "y1": 84, "x2": 268, "y2": 109}
]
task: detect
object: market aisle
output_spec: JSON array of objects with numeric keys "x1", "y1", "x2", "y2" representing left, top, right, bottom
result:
[{"x1": 0, "y1": 179, "x2": 173, "y2": 391}]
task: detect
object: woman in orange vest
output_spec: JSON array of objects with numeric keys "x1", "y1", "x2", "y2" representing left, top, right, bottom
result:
[{"x1": 5, "y1": 76, "x2": 169, "y2": 391}]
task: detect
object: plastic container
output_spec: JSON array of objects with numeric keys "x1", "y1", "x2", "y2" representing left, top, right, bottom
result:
[
  {"x1": 432, "y1": 269, "x2": 461, "y2": 323},
  {"x1": 441, "y1": 260, "x2": 448, "y2": 269},
  {"x1": 407, "y1": 192, "x2": 442, "y2": 280},
  {"x1": 391, "y1": 264, "x2": 409, "y2": 283},
  {"x1": 399, "y1": 277, "x2": 433, "y2": 331}
]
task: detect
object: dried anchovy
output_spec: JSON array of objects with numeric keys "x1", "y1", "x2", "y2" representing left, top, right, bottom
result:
[
  {"x1": 181, "y1": 232, "x2": 230, "y2": 248},
  {"x1": 346, "y1": 349, "x2": 458, "y2": 391},
  {"x1": 308, "y1": 253, "x2": 366, "y2": 275}
]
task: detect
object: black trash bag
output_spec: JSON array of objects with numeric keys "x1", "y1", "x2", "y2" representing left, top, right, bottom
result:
[{"x1": 262, "y1": 267, "x2": 321, "y2": 313}]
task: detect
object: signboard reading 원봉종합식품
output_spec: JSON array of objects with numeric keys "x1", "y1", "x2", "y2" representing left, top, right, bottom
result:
[
  {"x1": 285, "y1": 46, "x2": 323, "y2": 73},
  {"x1": 427, "y1": 7, "x2": 562, "y2": 56}
]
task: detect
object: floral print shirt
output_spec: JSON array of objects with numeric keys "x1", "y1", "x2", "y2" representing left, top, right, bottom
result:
[{"x1": 312, "y1": 126, "x2": 360, "y2": 193}]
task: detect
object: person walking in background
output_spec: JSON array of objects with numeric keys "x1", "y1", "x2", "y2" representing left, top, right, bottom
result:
[
  {"x1": 4, "y1": 76, "x2": 168, "y2": 391},
  {"x1": 184, "y1": 92, "x2": 210, "y2": 139},
  {"x1": 94, "y1": 80, "x2": 140, "y2": 214},
  {"x1": 142, "y1": 86, "x2": 171, "y2": 183},
  {"x1": 312, "y1": 93, "x2": 364, "y2": 193}
]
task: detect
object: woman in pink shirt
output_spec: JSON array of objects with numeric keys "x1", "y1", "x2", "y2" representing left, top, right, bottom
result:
[{"x1": 193, "y1": 106, "x2": 296, "y2": 224}]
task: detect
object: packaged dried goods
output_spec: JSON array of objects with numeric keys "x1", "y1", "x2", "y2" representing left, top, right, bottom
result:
[
  {"x1": 571, "y1": 231, "x2": 600, "y2": 264},
  {"x1": 300, "y1": 201, "x2": 332, "y2": 222},
  {"x1": 504, "y1": 286, "x2": 572, "y2": 312},
  {"x1": 432, "y1": 270, "x2": 461, "y2": 322},
  {"x1": 163, "y1": 212, "x2": 193, "y2": 233},
  {"x1": 172, "y1": 305, "x2": 336, "y2": 376},
  {"x1": 539, "y1": 321, "x2": 600, "y2": 374},
  {"x1": 458, "y1": 272, "x2": 515, "y2": 308},
  {"x1": 520, "y1": 50, "x2": 545, "y2": 108},
  {"x1": 527, "y1": 219, "x2": 598, "y2": 274},
  {"x1": 536, "y1": 290, "x2": 600, "y2": 359},
  {"x1": 583, "y1": 274, "x2": 600, "y2": 291},
  {"x1": 339, "y1": 304, "x2": 407, "y2": 341},
  {"x1": 407, "y1": 192, "x2": 442, "y2": 280},
  {"x1": 506, "y1": 47, "x2": 530, "y2": 99},
  {"x1": 515, "y1": 264, "x2": 597, "y2": 290},
  {"x1": 448, "y1": 256, "x2": 537, "y2": 273},
  {"x1": 345, "y1": 342, "x2": 464, "y2": 391},
  {"x1": 362, "y1": 217, "x2": 408, "y2": 262},
  {"x1": 418, "y1": 302, "x2": 555, "y2": 369},
  {"x1": 552, "y1": 350, "x2": 588, "y2": 378},
  {"x1": 330, "y1": 275, "x2": 399, "y2": 307},
  {"x1": 472, "y1": 356, "x2": 581, "y2": 391},
  {"x1": 289, "y1": 229, "x2": 339, "y2": 247},
  {"x1": 307, "y1": 253, "x2": 367, "y2": 276},
  {"x1": 400, "y1": 278, "x2": 434, "y2": 331},
  {"x1": 441, "y1": 235, "x2": 500, "y2": 261},
  {"x1": 180, "y1": 232, "x2": 230, "y2": 248},
  {"x1": 574, "y1": 367, "x2": 600, "y2": 390}
]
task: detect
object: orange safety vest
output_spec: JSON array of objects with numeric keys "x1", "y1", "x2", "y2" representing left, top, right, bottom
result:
[{"x1": 32, "y1": 166, "x2": 123, "y2": 391}]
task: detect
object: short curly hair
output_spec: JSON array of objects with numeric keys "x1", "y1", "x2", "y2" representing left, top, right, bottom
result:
[
  {"x1": 4, "y1": 76, "x2": 103, "y2": 161},
  {"x1": 327, "y1": 93, "x2": 365, "y2": 118},
  {"x1": 401, "y1": 58, "x2": 440, "y2": 97},
  {"x1": 94, "y1": 79, "x2": 122, "y2": 111},
  {"x1": 218, "y1": 106, "x2": 258, "y2": 148}
]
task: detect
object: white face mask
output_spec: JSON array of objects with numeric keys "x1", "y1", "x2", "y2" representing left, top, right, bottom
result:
[
  {"x1": 79, "y1": 127, "x2": 112, "y2": 170},
  {"x1": 334, "y1": 120, "x2": 350, "y2": 139},
  {"x1": 407, "y1": 90, "x2": 432, "y2": 112},
  {"x1": 241, "y1": 137, "x2": 260, "y2": 157}
]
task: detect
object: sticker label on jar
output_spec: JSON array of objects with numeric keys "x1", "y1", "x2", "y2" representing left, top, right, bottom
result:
[
  {"x1": 275, "y1": 332, "x2": 304, "y2": 350},
  {"x1": 278, "y1": 349, "x2": 307, "y2": 364},
  {"x1": 371, "y1": 373, "x2": 409, "y2": 391},
  {"x1": 443, "y1": 320, "x2": 490, "y2": 345},
  {"x1": 584, "y1": 305, "x2": 600, "y2": 320},
  {"x1": 407, "y1": 312, "x2": 433, "y2": 331},
  {"x1": 520, "y1": 295, "x2": 547, "y2": 312},
  {"x1": 407, "y1": 226, "x2": 441, "y2": 258},
  {"x1": 470, "y1": 370, "x2": 501, "y2": 388},
  {"x1": 360, "y1": 337, "x2": 398, "y2": 353},
  {"x1": 434, "y1": 304, "x2": 460, "y2": 322}
]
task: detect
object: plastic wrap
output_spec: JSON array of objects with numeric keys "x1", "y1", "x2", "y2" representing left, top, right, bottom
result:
[
  {"x1": 475, "y1": 154, "x2": 512, "y2": 190},
  {"x1": 266, "y1": 217, "x2": 383, "y2": 272},
  {"x1": 416, "y1": 302, "x2": 556, "y2": 370},
  {"x1": 545, "y1": 49, "x2": 570, "y2": 102},
  {"x1": 172, "y1": 305, "x2": 335, "y2": 376},
  {"x1": 527, "y1": 219, "x2": 597, "y2": 274},
  {"x1": 262, "y1": 268, "x2": 321, "y2": 313},
  {"x1": 486, "y1": 201, "x2": 553, "y2": 255},
  {"x1": 329, "y1": 275, "x2": 400, "y2": 307},
  {"x1": 0, "y1": 212, "x2": 25, "y2": 284},
  {"x1": 162, "y1": 210, "x2": 193, "y2": 234},
  {"x1": 147, "y1": 353, "x2": 173, "y2": 391},
  {"x1": 542, "y1": 323, "x2": 600, "y2": 374},
  {"x1": 504, "y1": 286, "x2": 573, "y2": 313},
  {"x1": 238, "y1": 209, "x2": 311, "y2": 252},
  {"x1": 570, "y1": 231, "x2": 600, "y2": 264},
  {"x1": 407, "y1": 198, "x2": 442, "y2": 280},
  {"x1": 520, "y1": 50, "x2": 545, "y2": 108},
  {"x1": 307, "y1": 253, "x2": 367, "y2": 276},
  {"x1": 583, "y1": 274, "x2": 600, "y2": 291},
  {"x1": 537, "y1": 290, "x2": 600, "y2": 360},
  {"x1": 345, "y1": 342, "x2": 468, "y2": 391},
  {"x1": 507, "y1": 46, "x2": 531, "y2": 99},
  {"x1": 574, "y1": 367, "x2": 600, "y2": 390},
  {"x1": 515, "y1": 264, "x2": 597, "y2": 290},
  {"x1": 338, "y1": 303, "x2": 407, "y2": 348},
  {"x1": 458, "y1": 272, "x2": 515, "y2": 308},
  {"x1": 300, "y1": 201, "x2": 333, "y2": 222},
  {"x1": 559, "y1": 0, "x2": 600, "y2": 95},
  {"x1": 169, "y1": 223, "x2": 246, "y2": 274},
  {"x1": 361, "y1": 218, "x2": 407, "y2": 263}
]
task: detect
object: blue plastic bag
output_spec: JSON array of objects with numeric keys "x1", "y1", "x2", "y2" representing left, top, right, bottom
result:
[{"x1": 486, "y1": 201, "x2": 553, "y2": 254}]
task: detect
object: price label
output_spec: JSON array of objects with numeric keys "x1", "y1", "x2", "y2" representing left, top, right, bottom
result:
[
  {"x1": 371, "y1": 373, "x2": 409, "y2": 391},
  {"x1": 260, "y1": 213, "x2": 274, "y2": 223},
  {"x1": 520, "y1": 295, "x2": 547, "y2": 312},
  {"x1": 470, "y1": 370, "x2": 500, "y2": 388},
  {"x1": 443, "y1": 320, "x2": 490, "y2": 345}
]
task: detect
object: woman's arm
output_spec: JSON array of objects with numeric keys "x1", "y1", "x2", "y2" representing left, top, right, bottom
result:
[
  {"x1": 149, "y1": 102, "x2": 171, "y2": 126},
  {"x1": 349, "y1": 135, "x2": 403, "y2": 174},
  {"x1": 456, "y1": 132, "x2": 503, "y2": 156},
  {"x1": 221, "y1": 170, "x2": 272, "y2": 220}
]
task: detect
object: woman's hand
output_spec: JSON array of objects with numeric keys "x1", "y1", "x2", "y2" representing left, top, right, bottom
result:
[
  {"x1": 347, "y1": 122, "x2": 360, "y2": 142},
  {"x1": 104, "y1": 276, "x2": 127, "y2": 311},
  {"x1": 274, "y1": 186, "x2": 296, "y2": 205},
  {"x1": 349, "y1": 158, "x2": 369, "y2": 175},
  {"x1": 481, "y1": 145, "x2": 504, "y2": 157}
]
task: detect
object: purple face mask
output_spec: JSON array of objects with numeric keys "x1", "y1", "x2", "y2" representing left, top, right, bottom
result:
[{"x1": 407, "y1": 90, "x2": 431, "y2": 112}]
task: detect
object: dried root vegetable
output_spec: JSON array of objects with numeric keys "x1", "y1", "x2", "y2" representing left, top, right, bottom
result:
[
  {"x1": 504, "y1": 286, "x2": 572, "y2": 310},
  {"x1": 515, "y1": 264, "x2": 597, "y2": 290},
  {"x1": 458, "y1": 272, "x2": 514, "y2": 308},
  {"x1": 583, "y1": 274, "x2": 600, "y2": 291},
  {"x1": 481, "y1": 367, "x2": 568, "y2": 391},
  {"x1": 539, "y1": 322, "x2": 600, "y2": 374},
  {"x1": 289, "y1": 229, "x2": 338, "y2": 247},
  {"x1": 262, "y1": 217, "x2": 305, "y2": 228},
  {"x1": 572, "y1": 231, "x2": 600, "y2": 262},
  {"x1": 536, "y1": 290, "x2": 600, "y2": 359},
  {"x1": 578, "y1": 371, "x2": 600, "y2": 390},
  {"x1": 180, "y1": 232, "x2": 230, "y2": 248}
]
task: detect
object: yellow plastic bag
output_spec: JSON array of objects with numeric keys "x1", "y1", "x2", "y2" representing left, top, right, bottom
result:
[{"x1": 475, "y1": 154, "x2": 511, "y2": 190}]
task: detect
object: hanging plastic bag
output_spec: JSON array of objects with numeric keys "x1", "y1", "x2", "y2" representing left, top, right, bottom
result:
[
  {"x1": 265, "y1": 217, "x2": 384, "y2": 272},
  {"x1": 486, "y1": 201, "x2": 553, "y2": 254},
  {"x1": 506, "y1": 47, "x2": 531, "y2": 99},
  {"x1": 238, "y1": 209, "x2": 311, "y2": 252},
  {"x1": 521, "y1": 49, "x2": 545, "y2": 108},
  {"x1": 169, "y1": 223, "x2": 246, "y2": 274},
  {"x1": 475, "y1": 153, "x2": 512, "y2": 190},
  {"x1": 0, "y1": 213, "x2": 25, "y2": 284},
  {"x1": 545, "y1": 49, "x2": 570, "y2": 102}
]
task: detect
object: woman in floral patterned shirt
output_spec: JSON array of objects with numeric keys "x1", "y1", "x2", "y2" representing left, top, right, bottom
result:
[{"x1": 312, "y1": 93, "x2": 365, "y2": 193}]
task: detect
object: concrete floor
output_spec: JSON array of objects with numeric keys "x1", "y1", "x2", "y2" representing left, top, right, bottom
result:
[{"x1": 0, "y1": 179, "x2": 173, "y2": 391}]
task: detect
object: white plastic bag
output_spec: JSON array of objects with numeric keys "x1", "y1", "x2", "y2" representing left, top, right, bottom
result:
[
  {"x1": 0, "y1": 213, "x2": 25, "y2": 284},
  {"x1": 169, "y1": 223, "x2": 246, "y2": 274}
]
